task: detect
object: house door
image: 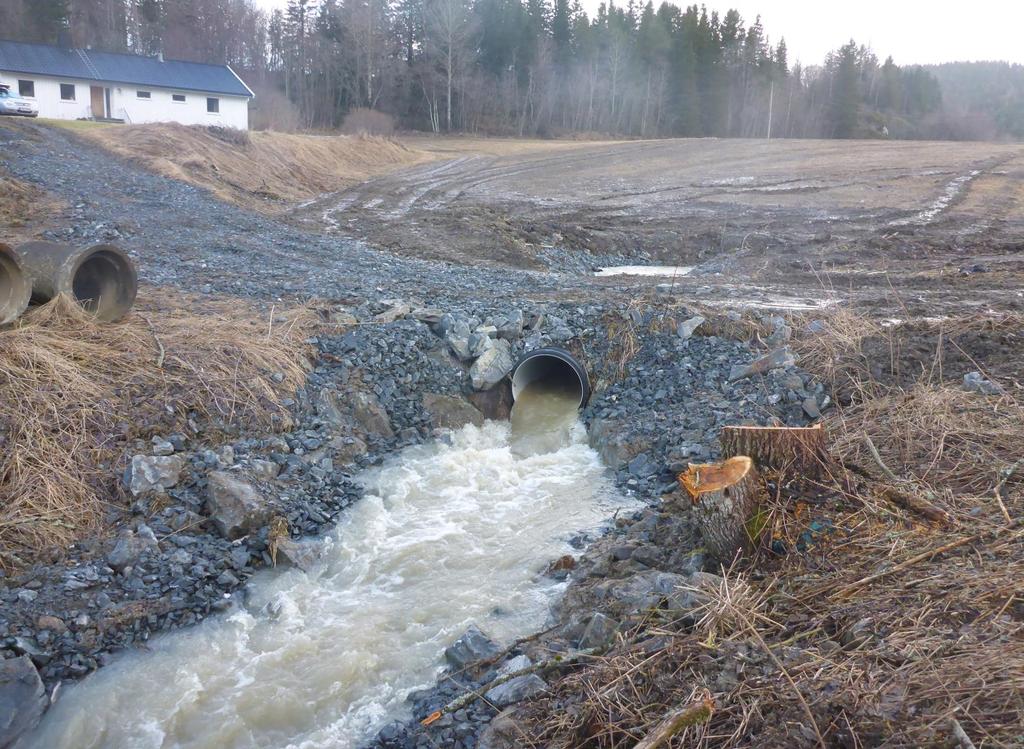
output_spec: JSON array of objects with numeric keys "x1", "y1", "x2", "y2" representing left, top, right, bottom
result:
[{"x1": 90, "y1": 86, "x2": 105, "y2": 118}]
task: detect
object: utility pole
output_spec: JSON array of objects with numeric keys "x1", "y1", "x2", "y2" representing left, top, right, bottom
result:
[{"x1": 766, "y1": 80, "x2": 774, "y2": 140}]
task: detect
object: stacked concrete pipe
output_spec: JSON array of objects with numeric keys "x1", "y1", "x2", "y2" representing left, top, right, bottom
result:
[
  {"x1": 0, "y1": 242, "x2": 32, "y2": 325},
  {"x1": 16, "y1": 241, "x2": 138, "y2": 322}
]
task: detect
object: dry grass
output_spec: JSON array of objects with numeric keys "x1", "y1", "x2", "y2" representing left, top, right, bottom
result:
[
  {"x1": 0, "y1": 169, "x2": 62, "y2": 244},
  {"x1": 73, "y1": 123, "x2": 431, "y2": 213},
  {"x1": 0, "y1": 289, "x2": 314, "y2": 569},
  {"x1": 523, "y1": 306, "x2": 1024, "y2": 748}
]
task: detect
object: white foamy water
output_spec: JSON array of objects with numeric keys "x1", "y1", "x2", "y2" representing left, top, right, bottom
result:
[
  {"x1": 594, "y1": 265, "x2": 694, "y2": 277},
  {"x1": 28, "y1": 416, "x2": 632, "y2": 749}
]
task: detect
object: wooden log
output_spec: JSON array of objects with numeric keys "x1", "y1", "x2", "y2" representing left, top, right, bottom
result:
[
  {"x1": 678, "y1": 456, "x2": 769, "y2": 562},
  {"x1": 633, "y1": 697, "x2": 715, "y2": 749},
  {"x1": 720, "y1": 423, "x2": 829, "y2": 479}
]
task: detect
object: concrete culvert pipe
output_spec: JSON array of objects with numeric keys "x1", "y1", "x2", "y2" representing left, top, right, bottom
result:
[
  {"x1": 511, "y1": 347, "x2": 591, "y2": 409},
  {"x1": 17, "y1": 241, "x2": 138, "y2": 322},
  {"x1": 0, "y1": 242, "x2": 31, "y2": 325}
]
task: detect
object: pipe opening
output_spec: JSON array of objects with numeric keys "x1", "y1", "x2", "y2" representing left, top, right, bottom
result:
[
  {"x1": 0, "y1": 243, "x2": 31, "y2": 325},
  {"x1": 511, "y1": 348, "x2": 590, "y2": 410},
  {"x1": 70, "y1": 247, "x2": 137, "y2": 321}
]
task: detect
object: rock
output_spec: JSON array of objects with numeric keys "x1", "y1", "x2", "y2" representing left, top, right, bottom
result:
[
  {"x1": 470, "y1": 339, "x2": 514, "y2": 391},
  {"x1": 274, "y1": 537, "x2": 327, "y2": 572},
  {"x1": 468, "y1": 381, "x2": 513, "y2": 421},
  {"x1": 123, "y1": 454, "x2": 186, "y2": 496},
  {"x1": 206, "y1": 471, "x2": 274, "y2": 540},
  {"x1": 766, "y1": 323, "x2": 792, "y2": 345},
  {"x1": 151, "y1": 438, "x2": 175, "y2": 456},
  {"x1": 467, "y1": 332, "x2": 494, "y2": 357},
  {"x1": 665, "y1": 572, "x2": 721, "y2": 615},
  {"x1": 35, "y1": 616, "x2": 66, "y2": 635},
  {"x1": 588, "y1": 417, "x2": 645, "y2": 469},
  {"x1": 579, "y1": 613, "x2": 618, "y2": 649},
  {"x1": 627, "y1": 452, "x2": 656, "y2": 477},
  {"x1": 484, "y1": 674, "x2": 547, "y2": 707},
  {"x1": 328, "y1": 435, "x2": 368, "y2": 463},
  {"x1": 327, "y1": 307, "x2": 358, "y2": 326},
  {"x1": 443, "y1": 317, "x2": 474, "y2": 361},
  {"x1": 495, "y1": 309, "x2": 524, "y2": 340},
  {"x1": 595, "y1": 571, "x2": 689, "y2": 614},
  {"x1": 444, "y1": 624, "x2": 500, "y2": 670},
  {"x1": 728, "y1": 346, "x2": 797, "y2": 381},
  {"x1": 0, "y1": 656, "x2": 47, "y2": 749},
  {"x1": 372, "y1": 300, "x2": 411, "y2": 323},
  {"x1": 422, "y1": 393, "x2": 484, "y2": 430},
  {"x1": 474, "y1": 324, "x2": 498, "y2": 338},
  {"x1": 676, "y1": 315, "x2": 706, "y2": 340},
  {"x1": 478, "y1": 707, "x2": 523, "y2": 749},
  {"x1": 350, "y1": 391, "x2": 394, "y2": 439},
  {"x1": 963, "y1": 371, "x2": 1002, "y2": 395},
  {"x1": 802, "y1": 396, "x2": 821, "y2": 419},
  {"x1": 805, "y1": 319, "x2": 827, "y2": 334},
  {"x1": 106, "y1": 527, "x2": 158, "y2": 573},
  {"x1": 498, "y1": 654, "x2": 532, "y2": 675},
  {"x1": 412, "y1": 307, "x2": 444, "y2": 327},
  {"x1": 249, "y1": 459, "x2": 280, "y2": 480}
]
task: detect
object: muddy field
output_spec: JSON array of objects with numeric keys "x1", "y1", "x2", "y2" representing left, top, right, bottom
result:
[{"x1": 296, "y1": 136, "x2": 1024, "y2": 317}]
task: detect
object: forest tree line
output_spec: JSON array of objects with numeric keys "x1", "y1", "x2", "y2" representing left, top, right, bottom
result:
[{"x1": 2, "y1": 0, "x2": 1022, "y2": 140}]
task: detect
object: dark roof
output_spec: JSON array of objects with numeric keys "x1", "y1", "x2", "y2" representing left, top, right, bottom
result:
[{"x1": 0, "y1": 40, "x2": 253, "y2": 97}]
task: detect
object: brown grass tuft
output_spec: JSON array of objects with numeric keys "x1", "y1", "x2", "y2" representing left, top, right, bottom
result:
[{"x1": 0, "y1": 288, "x2": 313, "y2": 569}]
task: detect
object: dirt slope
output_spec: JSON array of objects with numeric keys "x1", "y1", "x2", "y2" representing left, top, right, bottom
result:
[{"x1": 75, "y1": 123, "x2": 432, "y2": 213}]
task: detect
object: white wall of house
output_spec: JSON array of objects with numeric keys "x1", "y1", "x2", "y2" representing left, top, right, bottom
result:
[{"x1": 0, "y1": 72, "x2": 249, "y2": 129}]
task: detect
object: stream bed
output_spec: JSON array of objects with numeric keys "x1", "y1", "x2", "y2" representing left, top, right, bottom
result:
[{"x1": 27, "y1": 402, "x2": 634, "y2": 748}]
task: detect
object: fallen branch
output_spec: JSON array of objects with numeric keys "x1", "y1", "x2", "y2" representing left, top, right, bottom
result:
[
  {"x1": 993, "y1": 459, "x2": 1019, "y2": 524},
  {"x1": 863, "y1": 434, "x2": 900, "y2": 484},
  {"x1": 633, "y1": 696, "x2": 715, "y2": 749},
  {"x1": 879, "y1": 486, "x2": 953, "y2": 525},
  {"x1": 421, "y1": 647, "x2": 601, "y2": 726},
  {"x1": 950, "y1": 717, "x2": 977, "y2": 749}
]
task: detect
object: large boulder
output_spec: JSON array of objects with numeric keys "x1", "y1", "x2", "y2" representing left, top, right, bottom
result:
[
  {"x1": 469, "y1": 381, "x2": 513, "y2": 421},
  {"x1": 485, "y1": 674, "x2": 547, "y2": 707},
  {"x1": 350, "y1": 391, "x2": 394, "y2": 439},
  {"x1": 206, "y1": 471, "x2": 273, "y2": 540},
  {"x1": 444, "y1": 624, "x2": 500, "y2": 670},
  {"x1": 423, "y1": 393, "x2": 484, "y2": 430},
  {"x1": 123, "y1": 454, "x2": 187, "y2": 496},
  {"x1": 470, "y1": 339, "x2": 514, "y2": 391},
  {"x1": 0, "y1": 656, "x2": 47, "y2": 749}
]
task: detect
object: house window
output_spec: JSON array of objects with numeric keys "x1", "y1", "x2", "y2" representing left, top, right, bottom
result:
[
  {"x1": 206, "y1": 97, "x2": 219, "y2": 113},
  {"x1": 18, "y1": 80, "x2": 34, "y2": 98},
  {"x1": 60, "y1": 83, "x2": 76, "y2": 101},
  {"x1": 136, "y1": 90, "x2": 151, "y2": 99},
  {"x1": 172, "y1": 94, "x2": 186, "y2": 103}
]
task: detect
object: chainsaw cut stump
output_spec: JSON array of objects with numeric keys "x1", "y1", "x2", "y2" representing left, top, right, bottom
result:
[
  {"x1": 720, "y1": 423, "x2": 829, "y2": 480},
  {"x1": 679, "y1": 455, "x2": 768, "y2": 562}
]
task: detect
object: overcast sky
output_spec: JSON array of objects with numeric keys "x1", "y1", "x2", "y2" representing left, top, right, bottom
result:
[{"x1": 251, "y1": 0, "x2": 1024, "y2": 66}]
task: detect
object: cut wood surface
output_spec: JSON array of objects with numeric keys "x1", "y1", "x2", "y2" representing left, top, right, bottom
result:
[
  {"x1": 679, "y1": 456, "x2": 768, "y2": 562},
  {"x1": 720, "y1": 423, "x2": 830, "y2": 479}
]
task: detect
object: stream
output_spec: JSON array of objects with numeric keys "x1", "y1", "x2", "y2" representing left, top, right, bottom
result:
[{"x1": 27, "y1": 385, "x2": 634, "y2": 748}]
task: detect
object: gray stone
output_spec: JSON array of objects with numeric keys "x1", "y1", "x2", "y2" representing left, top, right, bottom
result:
[
  {"x1": 274, "y1": 537, "x2": 327, "y2": 573},
  {"x1": 106, "y1": 527, "x2": 158, "y2": 573},
  {"x1": 474, "y1": 324, "x2": 498, "y2": 338},
  {"x1": 766, "y1": 323, "x2": 793, "y2": 345},
  {"x1": 423, "y1": 393, "x2": 485, "y2": 430},
  {"x1": 498, "y1": 654, "x2": 532, "y2": 675},
  {"x1": 963, "y1": 371, "x2": 1002, "y2": 395},
  {"x1": 484, "y1": 674, "x2": 547, "y2": 707},
  {"x1": 470, "y1": 339, "x2": 514, "y2": 391},
  {"x1": 326, "y1": 307, "x2": 358, "y2": 326},
  {"x1": 595, "y1": 571, "x2": 690, "y2": 613},
  {"x1": 495, "y1": 309, "x2": 524, "y2": 340},
  {"x1": 444, "y1": 624, "x2": 500, "y2": 669},
  {"x1": 249, "y1": 459, "x2": 280, "y2": 480},
  {"x1": 728, "y1": 346, "x2": 797, "y2": 381},
  {"x1": 350, "y1": 391, "x2": 394, "y2": 438},
  {"x1": 206, "y1": 471, "x2": 273, "y2": 540},
  {"x1": 412, "y1": 307, "x2": 444, "y2": 326},
  {"x1": 151, "y1": 438, "x2": 175, "y2": 456},
  {"x1": 468, "y1": 332, "x2": 494, "y2": 357},
  {"x1": 123, "y1": 454, "x2": 186, "y2": 496},
  {"x1": 372, "y1": 299, "x2": 411, "y2": 323},
  {"x1": 478, "y1": 707, "x2": 524, "y2": 749},
  {"x1": 444, "y1": 318, "x2": 474, "y2": 361},
  {"x1": 805, "y1": 319, "x2": 827, "y2": 334},
  {"x1": 627, "y1": 452, "x2": 656, "y2": 477},
  {"x1": 587, "y1": 417, "x2": 645, "y2": 469},
  {"x1": 802, "y1": 396, "x2": 821, "y2": 419},
  {"x1": 676, "y1": 315, "x2": 706, "y2": 340},
  {"x1": 578, "y1": 612, "x2": 618, "y2": 649},
  {"x1": 0, "y1": 656, "x2": 46, "y2": 749}
]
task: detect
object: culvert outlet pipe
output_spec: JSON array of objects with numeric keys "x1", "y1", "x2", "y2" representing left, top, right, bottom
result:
[
  {"x1": 0, "y1": 242, "x2": 31, "y2": 325},
  {"x1": 511, "y1": 347, "x2": 591, "y2": 409},
  {"x1": 17, "y1": 241, "x2": 138, "y2": 322}
]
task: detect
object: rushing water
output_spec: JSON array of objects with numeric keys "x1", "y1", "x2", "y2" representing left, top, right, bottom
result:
[{"x1": 28, "y1": 385, "x2": 631, "y2": 749}]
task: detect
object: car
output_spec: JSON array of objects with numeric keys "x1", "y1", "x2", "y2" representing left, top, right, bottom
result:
[{"x1": 0, "y1": 84, "x2": 38, "y2": 117}]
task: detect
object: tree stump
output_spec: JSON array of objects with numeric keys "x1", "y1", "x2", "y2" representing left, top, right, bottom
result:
[
  {"x1": 678, "y1": 456, "x2": 769, "y2": 562},
  {"x1": 720, "y1": 423, "x2": 830, "y2": 480}
]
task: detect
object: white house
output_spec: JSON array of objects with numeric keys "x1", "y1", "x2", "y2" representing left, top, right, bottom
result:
[{"x1": 0, "y1": 40, "x2": 253, "y2": 130}]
